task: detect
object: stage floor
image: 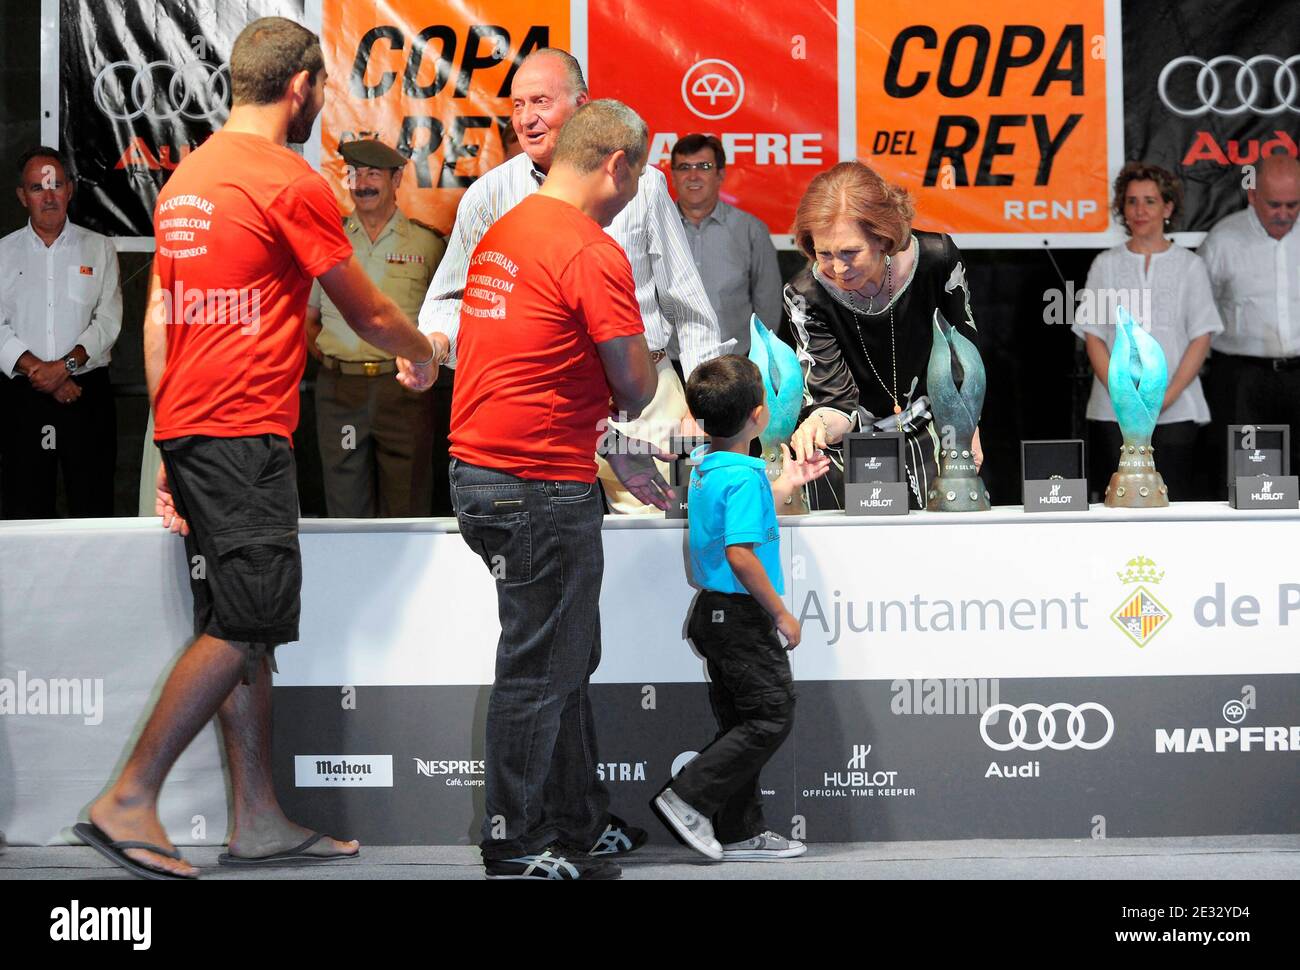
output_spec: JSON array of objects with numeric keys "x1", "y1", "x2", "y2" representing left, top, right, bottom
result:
[{"x1": 4, "y1": 835, "x2": 1297, "y2": 880}]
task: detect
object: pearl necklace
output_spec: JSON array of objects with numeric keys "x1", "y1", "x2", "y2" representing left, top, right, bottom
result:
[{"x1": 848, "y1": 255, "x2": 902, "y2": 419}]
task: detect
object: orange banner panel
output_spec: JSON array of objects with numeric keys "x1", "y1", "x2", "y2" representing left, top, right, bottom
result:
[
  {"x1": 320, "y1": 0, "x2": 570, "y2": 233},
  {"x1": 856, "y1": 2, "x2": 1111, "y2": 234}
]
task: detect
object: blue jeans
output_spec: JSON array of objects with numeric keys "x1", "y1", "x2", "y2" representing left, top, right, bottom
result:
[{"x1": 449, "y1": 458, "x2": 611, "y2": 860}]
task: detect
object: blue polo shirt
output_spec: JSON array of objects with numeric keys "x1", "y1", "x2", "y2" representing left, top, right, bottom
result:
[{"x1": 687, "y1": 445, "x2": 784, "y2": 595}]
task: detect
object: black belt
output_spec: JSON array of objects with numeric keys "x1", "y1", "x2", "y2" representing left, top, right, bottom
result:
[{"x1": 1217, "y1": 353, "x2": 1300, "y2": 373}]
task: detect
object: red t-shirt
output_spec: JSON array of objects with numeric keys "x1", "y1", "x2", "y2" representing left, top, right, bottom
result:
[
  {"x1": 152, "y1": 130, "x2": 352, "y2": 441},
  {"x1": 450, "y1": 194, "x2": 645, "y2": 482}
]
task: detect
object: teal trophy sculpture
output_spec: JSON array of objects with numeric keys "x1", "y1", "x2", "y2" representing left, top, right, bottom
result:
[
  {"x1": 748, "y1": 313, "x2": 807, "y2": 513},
  {"x1": 925, "y1": 309, "x2": 989, "y2": 511},
  {"x1": 1105, "y1": 305, "x2": 1169, "y2": 507}
]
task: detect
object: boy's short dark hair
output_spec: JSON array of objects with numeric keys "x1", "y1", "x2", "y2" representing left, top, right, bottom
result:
[{"x1": 685, "y1": 355, "x2": 764, "y2": 438}]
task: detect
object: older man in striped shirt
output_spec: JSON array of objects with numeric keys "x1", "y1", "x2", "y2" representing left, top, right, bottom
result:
[{"x1": 419, "y1": 47, "x2": 727, "y2": 513}]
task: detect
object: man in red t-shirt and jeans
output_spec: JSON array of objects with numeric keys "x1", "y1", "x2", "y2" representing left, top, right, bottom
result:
[
  {"x1": 74, "y1": 18, "x2": 442, "y2": 880},
  {"x1": 450, "y1": 99, "x2": 672, "y2": 879}
]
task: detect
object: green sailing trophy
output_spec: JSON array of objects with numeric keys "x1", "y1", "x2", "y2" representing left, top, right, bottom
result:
[
  {"x1": 926, "y1": 309, "x2": 990, "y2": 511},
  {"x1": 1105, "y1": 305, "x2": 1169, "y2": 508},
  {"x1": 748, "y1": 313, "x2": 808, "y2": 514}
]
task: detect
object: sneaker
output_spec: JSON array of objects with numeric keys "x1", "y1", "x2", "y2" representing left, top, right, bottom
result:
[
  {"x1": 653, "y1": 788, "x2": 723, "y2": 861},
  {"x1": 484, "y1": 845, "x2": 622, "y2": 880},
  {"x1": 587, "y1": 815, "x2": 648, "y2": 856},
  {"x1": 721, "y1": 831, "x2": 807, "y2": 861}
]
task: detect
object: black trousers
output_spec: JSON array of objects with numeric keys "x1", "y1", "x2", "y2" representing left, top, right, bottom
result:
[
  {"x1": 671, "y1": 590, "x2": 796, "y2": 844},
  {"x1": 0, "y1": 368, "x2": 116, "y2": 518},
  {"x1": 1203, "y1": 353, "x2": 1300, "y2": 498},
  {"x1": 1087, "y1": 420, "x2": 1199, "y2": 503}
]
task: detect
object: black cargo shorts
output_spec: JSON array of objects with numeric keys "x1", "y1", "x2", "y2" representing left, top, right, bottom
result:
[{"x1": 157, "y1": 433, "x2": 301, "y2": 679}]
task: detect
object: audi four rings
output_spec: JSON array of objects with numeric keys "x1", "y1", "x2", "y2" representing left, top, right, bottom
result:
[
  {"x1": 93, "y1": 60, "x2": 231, "y2": 123},
  {"x1": 979, "y1": 703, "x2": 1116, "y2": 751},
  {"x1": 1158, "y1": 54, "x2": 1300, "y2": 117}
]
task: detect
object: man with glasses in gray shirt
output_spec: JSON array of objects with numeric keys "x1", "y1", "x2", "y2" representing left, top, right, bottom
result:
[{"x1": 669, "y1": 134, "x2": 782, "y2": 359}]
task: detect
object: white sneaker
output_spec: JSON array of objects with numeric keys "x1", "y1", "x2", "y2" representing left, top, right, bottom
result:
[
  {"x1": 654, "y1": 788, "x2": 723, "y2": 861},
  {"x1": 721, "y1": 831, "x2": 807, "y2": 860}
]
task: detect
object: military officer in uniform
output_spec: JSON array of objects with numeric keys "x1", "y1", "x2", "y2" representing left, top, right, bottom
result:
[{"x1": 307, "y1": 138, "x2": 447, "y2": 517}]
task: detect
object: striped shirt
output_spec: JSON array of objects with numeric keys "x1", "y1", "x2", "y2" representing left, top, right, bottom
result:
[{"x1": 418, "y1": 152, "x2": 726, "y2": 379}]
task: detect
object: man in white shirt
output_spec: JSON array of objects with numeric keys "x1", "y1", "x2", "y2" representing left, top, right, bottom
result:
[
  {"x1": 418, "y1": 48, "x2": 727, "y2": 513},
  {"x1": 0, "y1": 146, "x2": 122, "y2": 518},
  {"x1": 1200, "y1": 153, "x2": 1300, "y2": 488}
]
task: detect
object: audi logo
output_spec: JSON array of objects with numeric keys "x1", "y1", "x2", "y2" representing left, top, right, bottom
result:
[
  {"x1": 979, "y1": 703, "x2": 1114, "y2": 751},
  {"x1": 1158, "y1": 55, "x2": 1300, "y2": 118},
  {"x1": 93, "y1": 59, "x2": 231, "y2": 123}
]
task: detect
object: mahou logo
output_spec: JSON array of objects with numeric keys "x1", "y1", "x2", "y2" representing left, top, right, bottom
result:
[
  {"x1": 682, "y1": 59, "x2": 745, "y2": 120},
  {"x1": 294, "y1": 754, "x2": 393, "y2": 788}
]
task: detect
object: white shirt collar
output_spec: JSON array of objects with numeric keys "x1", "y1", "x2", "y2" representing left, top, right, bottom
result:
[{"x1": 24, "y1": 218, "x2": 72, "y2": 251}]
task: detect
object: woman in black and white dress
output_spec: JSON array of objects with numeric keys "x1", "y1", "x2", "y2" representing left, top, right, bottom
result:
[{"x1": 786, "y1": 161, "x2": 983, "y2": 509}]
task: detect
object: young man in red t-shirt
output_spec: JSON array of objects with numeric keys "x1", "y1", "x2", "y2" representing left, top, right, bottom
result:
[
  {"x1": 450, "y1": 99, "x2": 673, "y2": 879},
  {"x1": 74, "y1": 18, "x2": 442, "y2": 880}
]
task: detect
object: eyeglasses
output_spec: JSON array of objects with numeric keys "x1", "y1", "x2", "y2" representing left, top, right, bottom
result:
[{"x1": 672, "y1": 162, "x2": 717, "y2": 172}]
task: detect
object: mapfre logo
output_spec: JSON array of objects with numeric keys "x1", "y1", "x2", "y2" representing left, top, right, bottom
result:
[
  {"x1": 1156, "y1": 689, "x2": 1300, "y2": 753},
  {"x1": 681, "y1": 59, "x2": 745, "y2": 120}
]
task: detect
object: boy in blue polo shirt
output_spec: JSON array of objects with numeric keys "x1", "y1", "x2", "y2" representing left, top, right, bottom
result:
[{"x1": 654, "y1": 356, "x2": 829, "y2": 861}]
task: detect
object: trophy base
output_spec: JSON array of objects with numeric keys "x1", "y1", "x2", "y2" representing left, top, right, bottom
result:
[
  {"x1": 1104, "y1": 470, "x2": 1169, "y2": 508},
  {"x1": 926, "y1": 476, "x2": 991, "y2": 512},
  {"x1": 1105, "y1": 442, "x2": 1169, "y2": 508}
]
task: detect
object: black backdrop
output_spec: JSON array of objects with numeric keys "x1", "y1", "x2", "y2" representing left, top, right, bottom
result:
[{"x1": 0, "y1": 4, "x2": 1097, "y2": 517}]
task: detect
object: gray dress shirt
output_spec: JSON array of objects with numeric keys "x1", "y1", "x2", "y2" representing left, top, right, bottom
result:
[{"x1": 675, "y1": 199, "x2": 782, "y2": 356}]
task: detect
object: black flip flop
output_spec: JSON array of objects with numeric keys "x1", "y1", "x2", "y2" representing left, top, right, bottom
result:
[
  {"x1": 72, "y1": 822, "x2": 198, "y2": 881},
  {"x1": 217, "y1": 832, "x2": 360, "y2": 867}
]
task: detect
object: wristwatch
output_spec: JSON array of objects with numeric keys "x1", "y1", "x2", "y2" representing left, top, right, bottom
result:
[{"x1": 64, "y1": 355, "x2": 80, "y2": 375}]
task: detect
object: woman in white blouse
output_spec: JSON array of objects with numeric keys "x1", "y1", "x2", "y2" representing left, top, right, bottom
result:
[{"x1": 1073, "y1": 162, "x2": 1224, "y2": 501}]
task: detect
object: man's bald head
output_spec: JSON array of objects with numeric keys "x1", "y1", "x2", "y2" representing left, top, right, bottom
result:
[{"x1": 1250, "y1": 153, "x2": 1300, "y2": 241}]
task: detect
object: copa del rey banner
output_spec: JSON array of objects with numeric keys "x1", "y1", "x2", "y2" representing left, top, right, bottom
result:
[
  {"x1": 47, "y1": 0, "x2": 1294, "y2": 247},
  {"x1": 854, "y1": 1, "x2": 1113, "y2": 237},
  {"x1": 317, "y1": 0, "x2": 569, "y2": 235}
]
